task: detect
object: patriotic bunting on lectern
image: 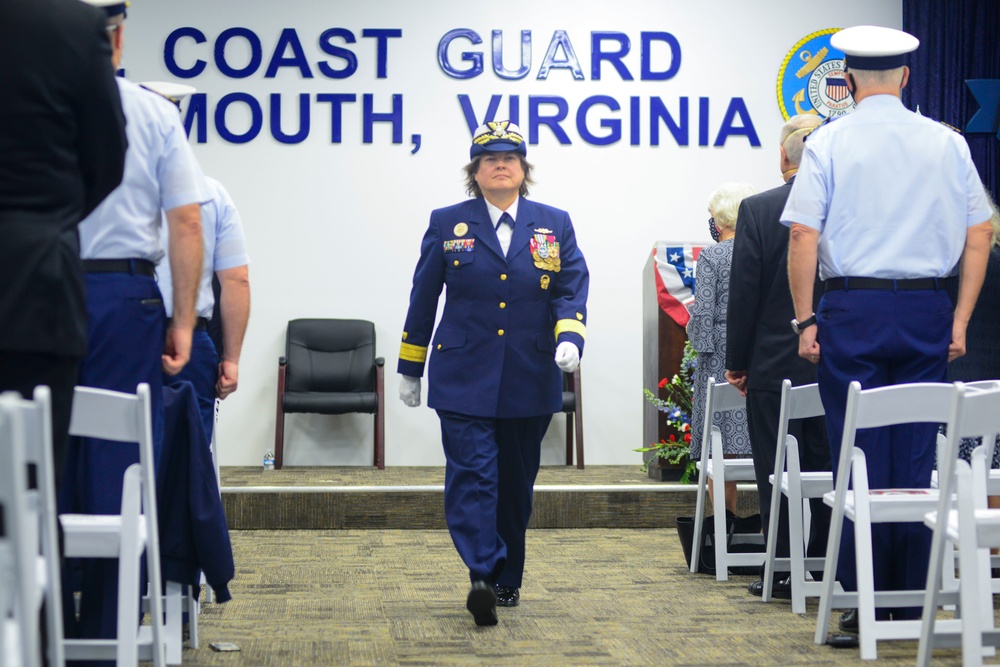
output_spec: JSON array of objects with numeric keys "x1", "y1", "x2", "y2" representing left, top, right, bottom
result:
[{"x1": 653, "y1": 243, "x2": 704, "y2": 327}]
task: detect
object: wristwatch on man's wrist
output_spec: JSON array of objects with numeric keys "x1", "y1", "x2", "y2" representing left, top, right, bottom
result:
[{"x1": 791, "y1": 314, "x2": 817, "y2": 335}]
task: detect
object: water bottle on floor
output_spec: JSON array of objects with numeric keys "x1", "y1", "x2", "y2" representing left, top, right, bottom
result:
[{"x1": 263, "y1": 449, "x2": 275, "y2": 470}]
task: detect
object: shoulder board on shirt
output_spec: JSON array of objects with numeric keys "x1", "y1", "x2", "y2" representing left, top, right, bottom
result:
[
  {"x1": 914, "y1": 105, "x2": 962, "y2": 134},
  {"x1": 802, "y1": 115, "x2": 835, "y2": 142}
]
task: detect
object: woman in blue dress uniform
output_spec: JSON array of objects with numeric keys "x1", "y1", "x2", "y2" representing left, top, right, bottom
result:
[{"x1": 398, "y1": 121, "x2": 589, "y2": 626}]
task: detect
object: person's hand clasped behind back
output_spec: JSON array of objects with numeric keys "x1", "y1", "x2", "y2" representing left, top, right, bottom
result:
[
  {"x1": 554, "y1": 341, "x2": 580, "y2": 373},
  {"x1": 399, "y1": 374, "x2": 421, "y2": 407}
]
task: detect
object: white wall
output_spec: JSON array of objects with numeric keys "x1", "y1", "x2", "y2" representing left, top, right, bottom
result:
[{"x1": 123, "y1": 0, "x2": 902, "y2": 467}]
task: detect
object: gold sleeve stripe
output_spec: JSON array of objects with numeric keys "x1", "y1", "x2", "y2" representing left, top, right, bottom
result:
[
  {"x1": 399, "y1": 342, "x2": 427, "y2": 363},
  {"x1": 555, "y1": 319, "x2": 587, "y2": 340}
]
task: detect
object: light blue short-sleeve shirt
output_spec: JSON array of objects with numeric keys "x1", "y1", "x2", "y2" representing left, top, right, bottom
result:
[
  {"x1": 79, "y1": 77, "x2": 210, "y2": 262},
  {"x1": 780, "y1": 95, "x2": 992, "y2": 280},
  {"x1": 158, "y1": 177, "x2": 250, "y2": 318}
]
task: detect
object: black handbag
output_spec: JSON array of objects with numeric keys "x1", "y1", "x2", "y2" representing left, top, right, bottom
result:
[{"x1": 677, "y1": 512, "x2": 764, "y2": 575}]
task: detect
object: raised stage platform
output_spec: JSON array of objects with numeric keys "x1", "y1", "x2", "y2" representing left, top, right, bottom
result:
[{"x1": 219, "y1": 465, "x2": 760, "y2": 530}]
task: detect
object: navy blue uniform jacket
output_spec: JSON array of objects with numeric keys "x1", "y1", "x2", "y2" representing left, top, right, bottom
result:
[
  {"x1": 398, "y1": 196, "x2": 589, "y2": 418},
  {"x1": 159, "y1": 382, "x2": 234, "y2": 602}
]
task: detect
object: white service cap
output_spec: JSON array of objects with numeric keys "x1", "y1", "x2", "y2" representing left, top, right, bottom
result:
[{"x1": 831, "y1": 26, "x2": 919, "y2": 71}]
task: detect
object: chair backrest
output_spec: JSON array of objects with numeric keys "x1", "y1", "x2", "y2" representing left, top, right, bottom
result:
[
  {"x1": 68, "y1": 384, "x2": 163, "y2": 619},
  {"x1": 0, "y1": 393, "x2": 36, "y2": 667},
  {"x1": 285, "y1": 319, "x2": 376, "y2": 394},
  {"x1": 699, "y1": 378, "x2": 746, "y2": 466},
  {"x1": 835, "y1": 381, "x2": 959, "y2": 494}
]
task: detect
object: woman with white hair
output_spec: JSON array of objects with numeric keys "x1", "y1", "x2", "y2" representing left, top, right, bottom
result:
[{"x1": 688, "y1": 182, "x2": 756, "y2": 516}]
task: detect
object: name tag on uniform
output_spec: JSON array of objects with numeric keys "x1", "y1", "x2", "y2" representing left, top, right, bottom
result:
[{"x1": 443, "y1": 239, "x2": 475, "y2": 252}]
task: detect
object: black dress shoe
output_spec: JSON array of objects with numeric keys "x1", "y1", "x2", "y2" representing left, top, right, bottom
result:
[
  {"x1": 466, "y1": 581, "x2": 498, "y2": 626},
  {"x1": 839, "y1": 609, "x2": 858, "y2": 633},
  {"x1": 494, "y1": 585, "x2": 520, "y2": 607},
  {"x1": 747, "y1": 576, "x2": 792, "y2": 599}
]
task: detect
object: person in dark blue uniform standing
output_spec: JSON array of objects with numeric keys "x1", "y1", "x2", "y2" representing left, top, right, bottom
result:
[
  {"x1": 61, "y1": 0, "x2": 207, "y2": 654},
  {"x1": 783, "y1": 26, "x2": 994, "y2": 628},
  {"x1": 398, "y1": 121, "x2": 589, "y2": 626}
]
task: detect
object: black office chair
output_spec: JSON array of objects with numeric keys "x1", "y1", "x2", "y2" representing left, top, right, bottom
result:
[
  {"x1": 561, "y1": 368, "x2": 584, "y2": 469},
  {"x1": 274, "y1": 319, "x2": 385, "y2": 470}
]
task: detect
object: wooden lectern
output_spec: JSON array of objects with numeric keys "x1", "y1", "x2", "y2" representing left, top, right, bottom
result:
[{"x1": 642, "y1": 242, "x2": 701, "y2": 480}]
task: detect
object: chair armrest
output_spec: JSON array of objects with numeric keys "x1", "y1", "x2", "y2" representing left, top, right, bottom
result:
[{"x1": 375, "y1": 357, "x2": 385, "y2": 367}]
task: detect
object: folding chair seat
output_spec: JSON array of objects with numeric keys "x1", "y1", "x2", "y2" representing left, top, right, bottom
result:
[
  {"x1": 59, "y1": 384, "x2": 166, "y2": 667},
  {"x1": 690, "y1": 378, "x2": 763, "y2": 581},
  {"x1": 0, "y1": 388, "x2": 64, "y2": 667},
  {"x1": 919, "y1": 382, "x2": 1000, "y2": 667},
  {"x1": 761, "y1": 381, "x2": 833, "y2": 614},
  {"x1": 814, "y1": 381, "x2": 964, "y2": 660}
]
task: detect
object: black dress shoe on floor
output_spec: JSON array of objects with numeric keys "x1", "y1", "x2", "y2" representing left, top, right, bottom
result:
[
  {"x1": 747, "y1": 576, "x2": 792, "y2": 599},
  {"x1": 494, "y1": 585, "x2": 520, "y2": 607},
  {"x1": 466, "y1": 581, "x2": 498, "y2": 626},
  {"x1": 839, "y1": 609, "x2": 858, "y2": 633}
]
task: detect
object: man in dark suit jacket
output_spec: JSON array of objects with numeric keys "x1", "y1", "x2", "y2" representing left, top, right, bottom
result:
[
  {"x1": 725, "y1": 114, "x2": 830, "y2": 597},
  {"x1": 0, "y1": 0, "x2": 127, "y2": 485}
]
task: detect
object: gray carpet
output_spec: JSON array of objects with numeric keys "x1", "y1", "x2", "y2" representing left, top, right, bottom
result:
[{"x1": 179, "y1": 528, "x2": 976, "y2": 666}]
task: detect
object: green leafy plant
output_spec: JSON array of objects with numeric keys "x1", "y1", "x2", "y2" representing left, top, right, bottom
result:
[{"x1": 636, "y1": 340, "x2": 698, "y2": 482}]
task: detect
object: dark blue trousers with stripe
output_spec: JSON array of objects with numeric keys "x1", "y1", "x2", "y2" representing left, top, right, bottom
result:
[
  {"x1": 816, "y1": 286, "x2": 952, "y2": 621},
  {"x1": 60, "y1": 272, "x2": 165, "y2": 662},
  {"x1": 437, "y1": 410, "x2": 551, "y2": 588}
]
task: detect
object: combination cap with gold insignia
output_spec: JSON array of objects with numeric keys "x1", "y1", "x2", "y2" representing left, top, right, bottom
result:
[
  {"x1": 139, "y1": 81, "x2": 197, "y2": 109},
  {"x1": 830, "y1": 25, "x2": 919, "y2": 71},
  {"x1": 470, "y1": 120, "x2": 526, "y2": 160},
  {"x1": 82, "y1": 0, "x2": 128, "y2": 25}
]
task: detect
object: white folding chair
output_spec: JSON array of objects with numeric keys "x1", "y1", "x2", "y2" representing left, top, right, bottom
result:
[
  {"x1": 761, "y1": 381, "x2": 833, "y2": 614},
  {"x1": 918, "y1": 381, "x2": 1000, "y2": 667},
  {"x1": 0, "y1": 388, "x2": 65, "y2": 667},
  {"x1": 690, "y1": 378, "x2": 763, "y2": 581},
  {"x1": 813, "y1": 381, "x2": 963, "y2": 660},
  {"x1": 60, "y1": 384, "x2": 166, "y2": 667}
]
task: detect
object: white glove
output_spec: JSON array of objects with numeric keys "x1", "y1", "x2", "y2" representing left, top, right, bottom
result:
[
  {"x1": 554, "y1": 341, "x2": 580, "y2": 373},
  {"x1": 399, "y1": 374, "x2": 422, "y2": 407}
]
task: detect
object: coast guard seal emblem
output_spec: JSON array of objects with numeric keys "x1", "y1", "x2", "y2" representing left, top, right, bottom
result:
[{"x1": 777, "y1": 29, "x2": 855, "y2": 121}]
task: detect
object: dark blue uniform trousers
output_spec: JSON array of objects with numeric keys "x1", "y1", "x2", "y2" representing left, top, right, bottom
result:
[
  {"x1": 437, "y1": 411, "x2": 551, "y2": 587},
  {"x1": 60, "y1": 272, "x2": 165, "y2": 662},
  {"x1": 816, "y1": 287, "x2": 952, "y2": 621},
  {"x1": 165, "y1": 328, "x2": 218, "y2": 442}
]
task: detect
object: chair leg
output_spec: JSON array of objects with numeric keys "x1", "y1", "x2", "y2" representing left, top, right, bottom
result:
[
  {"x1": 565, "y1": 414, "x2": 573, "y2": 466},
  {"x1": 574, "y1": 406, "x2": 585, "y2": 470},
  {"x1": 374, "y1": 363, "x2": 385, "y2": 470},
  {"x1": 275, "y1": 361, "x2": 287, "y2": 470}
]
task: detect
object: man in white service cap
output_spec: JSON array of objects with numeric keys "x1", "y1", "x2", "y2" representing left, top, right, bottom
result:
[
  {"x1": 61, "y1": 0, "x2": 208, "y2": 654},
  {"x1": 783, "y1": 25, "x2": 994, "y2": 630}
]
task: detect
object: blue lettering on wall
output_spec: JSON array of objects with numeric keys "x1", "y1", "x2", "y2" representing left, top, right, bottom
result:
[
  {"x1": 537, "y1": 31, "x2": 584, "y2": 80},
  {"x1": 265, "y1": 29, "x2": 314, "y2": 78},
  {"x1": 577, "y1": 95, "x2": 621, "y2": 145},
  {"x1": 361, "y1": 29, "x2": 402, "y2": 79},
  {"x1": 316, "y1": 93, "x2": 357, "y2": 142},
  {"x1": 215, "y1": 28, "x2": 263, "y2": 79},
  {"x1": 215, "y1": 92, "x2": 263, "y2": 143},
  {"x1": 492, "y1": 30, "x2": 531, "y2": 80},
  {"x1": 529, "y1": 96, "x2": 571, "y2": 143},
  {"x1": 270, "y1": 93, "x2": 310, "y2": 143},
  {"x1": 318, "y1": 29, "x2": 358, "y2": 79},
  {"x1": 438, "y1": 29, "x2": 483, "y2": 79},
  {"x1": 641, "y1": 32, "x2": 681, "y2": 81},
  {"x1": 714, "y1": 97, "x2": 760, "y2": 146},
  {"x1": 183, "y1": 93, "x2": 208, "y2": 142},
  {"x1": 363, "y1": 93, "x2": 403, "y2": 143},
  {"x1": 164, "y1": 27, "x2": 207, "y2": 79},
  {"x1": 650, "y1": 97, "x2": 688, "y2": 146},
  {"x1": 591, "y1": 32, "x2": 632, "y2": 81}
]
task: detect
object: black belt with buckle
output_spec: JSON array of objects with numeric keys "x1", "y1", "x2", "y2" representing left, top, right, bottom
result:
[
  {"x1": 823, "y1": 276, "x2": 953, "y2": 292},
  {"x1": 82, "y1": 258, "x2": 156, "y2": 277}
]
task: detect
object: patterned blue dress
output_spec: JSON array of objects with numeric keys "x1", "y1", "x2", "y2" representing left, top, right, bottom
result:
[{"x1": 687, "y1": 239, "x2": 751, "y2": 459}]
